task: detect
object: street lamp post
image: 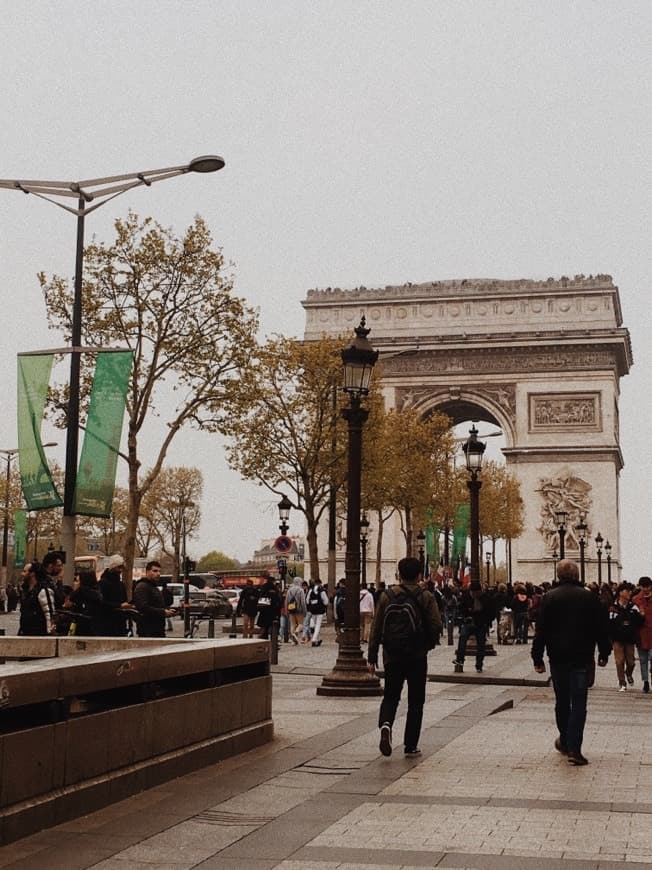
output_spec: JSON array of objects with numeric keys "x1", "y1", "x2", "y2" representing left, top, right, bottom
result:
[
  {"x1": 485, "y1": 552, "x2": 491, "y2": 586},
  {"x1": 462, "y1": 426, "x2": 486, "y2": 583},
  {"x1": 605, "y1": 540, "x2": 612, "y2": 584},
  {"x1": 552, "y1": 549, "x2": 558, "y2": 580},
  {"x1": 277, "y1": 494, "x2": 292, "y2": 590},
  {"x1": 417, "y1": 529, "x2": 426, "y2": 575},
  {"x1": 595, "y1": 532, "x2": 603, "y2": 584},
  {"x1": 576, "y1": 514, "x2": 588, "y2": 585},
  {"x1": 319, "y1": 318, "x2": 381, "y2": 697},
  {"x1": 1, "y1": 157, "x2": 224, "y2": 584},
  {"x1": 555, "y1": 510, "x2": 568, "y2": 560},
  {"x1": 360, "y1": 512, "x2": 370, "y2": 588}
]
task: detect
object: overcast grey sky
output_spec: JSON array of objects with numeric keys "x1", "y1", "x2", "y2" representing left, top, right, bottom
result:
[{"x1": 1, "y1": 1, "x2": 650, "y2": 576}]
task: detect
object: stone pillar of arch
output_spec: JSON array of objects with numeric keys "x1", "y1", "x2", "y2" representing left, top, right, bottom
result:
[{"x1": 303, "y1": 276, "x2": 632, "y2": 586}]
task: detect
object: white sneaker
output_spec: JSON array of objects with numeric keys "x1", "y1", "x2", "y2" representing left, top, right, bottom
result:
[{"x1": 618, "y1": 684, "x2": 627, "y2": 692}]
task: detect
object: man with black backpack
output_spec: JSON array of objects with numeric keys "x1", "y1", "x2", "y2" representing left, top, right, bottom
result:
[{"x1": 367, "y1": 557, "x2": 442, "y2": 758}]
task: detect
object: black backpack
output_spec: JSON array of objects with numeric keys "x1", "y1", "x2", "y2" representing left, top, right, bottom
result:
[{"x1": 381, "y1": 585, "x2": 425, "y2": 657}]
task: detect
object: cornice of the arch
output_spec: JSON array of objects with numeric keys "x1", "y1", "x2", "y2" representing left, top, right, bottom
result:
[{"x1": 393, "y1": 384, "x2": 516, "y2": 447}]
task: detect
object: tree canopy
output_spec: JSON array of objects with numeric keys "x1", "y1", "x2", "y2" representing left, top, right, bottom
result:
[
  {"x1": 39, "y1": 213, "x2": 257, "y2": 587},
  {"x1": 221, "y1": 334, "x2": 347, "y2": 580}
]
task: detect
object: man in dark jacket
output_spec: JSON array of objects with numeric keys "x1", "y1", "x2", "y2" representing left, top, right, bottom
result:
[
  {"x1": 132, "y1": 561, "x2": 174, "y2": 638},
  {"x1": 368, "y1": 557, "x2": 442, "y2": 758},
  {"x1": 453, "y1": 580, "x2": 494, "y2": 672},
  {"x1": 532, "y1": 559, "x2": 611, "y2": 766},
  {"x1": 236, "y1": 579, "x2": 260, "y2": 638},
  {"x1": 98, "y1": 554, "x2": 130, "y2": 636}
]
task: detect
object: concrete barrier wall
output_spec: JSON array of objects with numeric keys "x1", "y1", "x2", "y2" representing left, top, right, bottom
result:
[{"x1": 0, "y1": 637, "x2": 273, "y2": 844}]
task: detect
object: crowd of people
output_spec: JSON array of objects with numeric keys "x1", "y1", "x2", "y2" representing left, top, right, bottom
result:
[{"x1": 14, "y1": 553, "x2": 175, "y2": 639}]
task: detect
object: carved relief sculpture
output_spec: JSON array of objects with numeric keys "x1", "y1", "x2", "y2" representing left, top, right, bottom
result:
[
  {"x1": 529, "y1": 393, "x2": 601, "y2": 432},
  {"x1": 538, "y1": 471, "x2": 593, "y2": 552}
]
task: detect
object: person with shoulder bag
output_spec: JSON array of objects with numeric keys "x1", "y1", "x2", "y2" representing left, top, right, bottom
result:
[{"x1": 306, "y1": 579, "x2": 328, "y2": 647}]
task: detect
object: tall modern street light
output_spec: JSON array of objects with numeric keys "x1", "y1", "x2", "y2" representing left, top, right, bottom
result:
[
  {"x1": 576, "y1": 514, "x2": 588, "y2": 584},
  {"x1": 595, "y1": 532, "x2": 604, "y2": 584},
  {"x1": 1, "y1": 156, "x2": 225, "y2": 583},
  {"x1": 360, "y1": 512, "x2": 370, "y2": 588},
  {"x1": 555, "y1": 510, "x2": 568, "y2": 560},
  {"x1": 462, "y1": 426, "x2": 486, "y2": 582},
  {"x1": 605, "y1": 540, "x2": 612, "y2": 584},
  {"x1": 1, "y1": 442, "x2": 57, "y2": 588},
  {"x1": 319, "y1": 318, "x2": 381, "y2": 697},
  {"x1": 485, "y1": 551, "x2": 491, "y2": 586}
]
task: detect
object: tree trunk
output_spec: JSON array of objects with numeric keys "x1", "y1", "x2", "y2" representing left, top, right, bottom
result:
[{"x1": 375, "y1": 509, "x2": 384, "y2": 585}]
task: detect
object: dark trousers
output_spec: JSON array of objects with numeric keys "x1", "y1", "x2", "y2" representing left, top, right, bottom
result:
[
  {"x1": 549, "y1": 662, "x2": 589, "y2": 754},
  {"x1": 379, "y1": 656, "x2": 427, "y2": 750},
  {"x1": 513, "y1": 612, "x2": 529, "y2": 643},
  {"x1": 456, "y1": 622, "x2": 487, "y2": 668}
]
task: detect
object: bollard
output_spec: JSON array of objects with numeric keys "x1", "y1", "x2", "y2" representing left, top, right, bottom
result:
[
  {"x1": 229, "y1": 611, "x2": 237, "y2": 639},
  {"x1": 270, "y1": 619, "x2": 279, "y2": 665},
  {"x1": 447, "y1": 617, "x2": 454, "y2": 646},
  {"x1": 208, "y1": 614, "x2": 215, "y2": 638}
]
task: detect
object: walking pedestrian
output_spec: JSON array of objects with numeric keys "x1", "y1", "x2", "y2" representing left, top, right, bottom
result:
[
  {"x1": 367, "y1": 557, "x2": 441, "y2": 758},
  {"x1": 359, "y1": 582, "x2": 375, "y2": 643},
  {"x1": 285, "y1": 576, "x2": 306, "y2": 645},
  {"x1": 633, "y1": 576, "x2": 652, "y2": 693},
  {"x1": 236, "y1": 579, "x2": 260, "y2": 638},
  {"x1": 532, "y1": 559, "x2": 611, "y2": 765},
  {"x1": 305, "y1": 579, "x2": 328, "y2": 646},
  {"x1": 256, "y1": 577, "x2": 282, "y2": 639},
  {"x1": 608, "y1": 582, "x2": 643, "y2": 691},
  {"x1": 453, "y1": 580, "x2": 493, "y2": 672}
]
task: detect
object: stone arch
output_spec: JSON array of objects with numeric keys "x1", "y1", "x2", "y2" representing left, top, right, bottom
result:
[
  {"x1": 416, "y1": 390, "x2": 516, "y2": 449},
  {"x1": 303, "y1": 276, "x2": 632, "y2": 583}
]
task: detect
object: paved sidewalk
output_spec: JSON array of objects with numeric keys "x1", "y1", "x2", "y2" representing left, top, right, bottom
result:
[{"x1": 1, "y1": 632, "x2": 651, "y2": 869}]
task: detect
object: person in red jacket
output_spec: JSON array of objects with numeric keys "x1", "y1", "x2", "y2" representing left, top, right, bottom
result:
[{"x1": 633, "y1": 576, "x2": 652, "y2": 693}]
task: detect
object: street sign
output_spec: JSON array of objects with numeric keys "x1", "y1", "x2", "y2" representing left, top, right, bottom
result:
[{"x1": 274, "y1": 535, "x2": 292, "y2": 554}]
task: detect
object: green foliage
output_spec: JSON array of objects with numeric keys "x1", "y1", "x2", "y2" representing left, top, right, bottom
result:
[{"x1": 197, "y1": 550, "x2": 239, "y2": 572}]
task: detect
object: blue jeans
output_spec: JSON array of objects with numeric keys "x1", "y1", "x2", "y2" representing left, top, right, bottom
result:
[
  {"x1": 638, "y1": 647, "x2": 652, "y2": 682},
  {"x1": 549, "y1": 662, "x2": 589, "y2": 754},
  {"x1": 456, "y1": 621, "x2": 486, "y2": 668}
]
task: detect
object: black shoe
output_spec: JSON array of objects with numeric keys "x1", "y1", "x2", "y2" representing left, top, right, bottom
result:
[
  {"x1": 452, "y1": 658, "x2": 464, "y2": 666},
  {"x1": 644, "y1": 680, "x2": 650, "y2": 694},
  {"x1": 554, "y1": 737, "x2": 568, "y2": 755},
  {"x1": 567, "y1": 752, "x2": 589, "y2": 766},
  {"x1": 404, "y1": 747, "x2": 421, "y2": 757},
  {"x1": 476, "y1": 666, "x2": 483, "y2": 673},
  {"x1": 379, "y1": 723, "x2": 392, "y2": 757},
  {"x1": 627, "y1": 673, "x2": 634, "y2": 685}
]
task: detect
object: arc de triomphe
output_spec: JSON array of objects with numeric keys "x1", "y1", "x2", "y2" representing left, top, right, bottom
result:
[{"x1": 303, "y1": 276, "x2": 632, "y2": 585}]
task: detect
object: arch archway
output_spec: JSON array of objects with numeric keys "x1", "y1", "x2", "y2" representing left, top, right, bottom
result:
[{"x1": 304, "y1": 276, "x2": 631, "y2": 583}]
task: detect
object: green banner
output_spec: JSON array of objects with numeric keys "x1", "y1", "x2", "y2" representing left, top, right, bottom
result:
[
  {"x1": 74, "y1": 351, "x2": 132, "y2": 517},
  {"x1": 13, "y1": 510, "x2": 26, "y2": 569},
  {"x1": 425, "y1": 524, "x2": 439, "y2": 563},
  {"x1": 17, "y1": 354, "x2": 63, "y2": 510},
  {"x1": 451, "y1": 503, "x2": 470, "y2": 569}
]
